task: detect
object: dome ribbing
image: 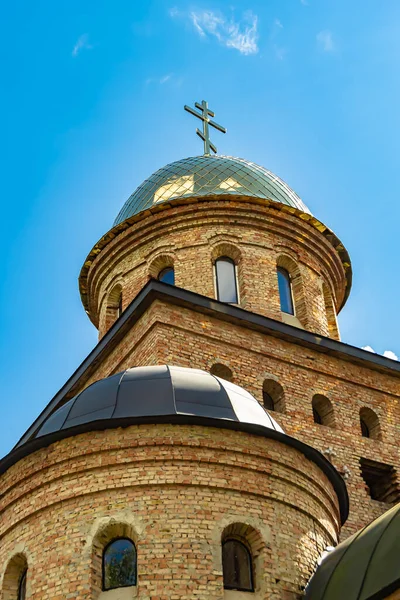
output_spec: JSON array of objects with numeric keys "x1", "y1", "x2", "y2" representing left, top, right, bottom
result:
[
  {"x1": 35, "y1": 365, "x2": 284, "y2": 438},
  {"x1": 306, "y1": 502, "x2": 400, "y2": 600}
]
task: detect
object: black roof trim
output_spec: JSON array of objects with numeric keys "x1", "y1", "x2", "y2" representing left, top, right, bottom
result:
[
  {"x1": 0, "y1": 413, "x2": 349, "y2": 524},
  {"x1": 14, "y1": 279, "x2": 400, "y2": 450}
]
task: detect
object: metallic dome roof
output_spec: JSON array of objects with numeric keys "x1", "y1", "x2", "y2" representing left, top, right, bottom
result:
[
  {"x1": 114, "y1": 155, "x2": 311, "y2": 225},
  {"x1": 1, "y1": 364, "x2": 349, "y2": 523},
  {"x1": 306, "y1": 502, "x2": 400, "y2": 600},
  {"x1": 36, "y1": 365, "x2": 284, "y2": 438}
]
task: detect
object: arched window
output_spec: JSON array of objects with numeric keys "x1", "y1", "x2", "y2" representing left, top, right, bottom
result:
[
  {"x1": 158, "y1": 267, "x2": 175, "y2": 285},
  {"x1": 360, "y1": 407, "x2": 381, "y2": 440},
  {"x1": 222, "y1": 539, "x2": 254, "y2": 592},
  {"x1": 106, "y1": 284, "x2": 123, "y2": 329},
  {"x1": 262, "y1": 379, "x2": 285, "y2": 413},
  {"x1": 2, "y1": 554, "x2": 28, "y2": 600},
  {"x1": 18, "y1": 570, "x2": 27, "y2": 600},
  {"x1": 312, "y1": 395, "x2": 335, "y2": 428},
  {"x1": 210, "y1": 363, "x2": 233, "y2": 382},
  {"x1": 215, "y1": 257, "x2": 238, "y2": 304},
  {"x1": 103, "y1": 538, "x2": 137, "y2": 591},
  {"x1": 277, "y1": 267, "x2": 294, "y2": 315}
]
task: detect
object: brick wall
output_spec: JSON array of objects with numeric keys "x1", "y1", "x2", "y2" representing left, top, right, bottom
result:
[
  {"x1": 0, "y1": 425, "x2": 339, "y2": 599},
  {"x1": 74, "y1": 299, "x2": 400, "y2": 541},
  {"x1": 81, "y1": 199, "x2": 347, "y2": 341}
]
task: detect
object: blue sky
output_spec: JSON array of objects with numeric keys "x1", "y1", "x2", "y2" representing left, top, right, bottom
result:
[{"x1": 1, "y1": 0, "x2": 399, "y2": 457}]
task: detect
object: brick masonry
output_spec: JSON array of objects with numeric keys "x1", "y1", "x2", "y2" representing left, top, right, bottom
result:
[{"x1": 0, "y1": 425, "x2": 340, "y2": 599}]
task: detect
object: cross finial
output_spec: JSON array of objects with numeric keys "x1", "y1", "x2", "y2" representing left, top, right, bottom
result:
[{"x1": 184, "y1": 100, "x2": 226, "y2": 155}]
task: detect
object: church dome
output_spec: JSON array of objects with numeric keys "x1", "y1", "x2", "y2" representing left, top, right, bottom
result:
[
  {"x1": 305, "y1": 502, "x2": 400, "y2": 600},
  {"x1": 1, "y1": 365, "x2": 348, "y2": 525},
  {"x1": 35, "y1": 365, "x2": 284, "y2": 438},
  {"x1": 114, "y1": 155, "x2": 311, "y2": 225}
]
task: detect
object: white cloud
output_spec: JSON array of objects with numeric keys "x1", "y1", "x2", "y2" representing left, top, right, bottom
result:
[
  {"x1": 361, "y1": 346, "x2": 398, "y2": 361},
  {"x1": 146, "y1": 73, "x2": 174, "y2": 85},
  {"x1": 274, "y1": 19, "x2": 283, "y2": 29},
  {"x1": 187, "y1": 9, "x2": 259, "y2": 55},
  {"x1": 72, "y1": 34, "x2": 92, "y2": 57},
  {"x1": 160, "y1": 74, "x2": 172, "y2": 84},
  {"x1": 317, "y1": 30, "x2": 335, "y2": 52},
  {"x1": 383, "y1": 350, "x2": 399, "y2": 361}
]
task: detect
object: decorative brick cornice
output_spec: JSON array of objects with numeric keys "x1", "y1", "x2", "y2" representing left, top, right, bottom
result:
[{"x1": 79, "y1": 196, "x2": 352, "y2": 327}]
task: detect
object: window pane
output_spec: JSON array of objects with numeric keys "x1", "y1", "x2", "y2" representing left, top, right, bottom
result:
[
  {"x1": 263, "y1": 391, "x2": 274, "y2": 411},
  {"x1": 18, "y1": 571, "x2": 27, "y2": 600},
  {"x1": 361, "y1": 418, "x2": 370, "y2": 438},
  {"x1": 216, "y1": 258, "x2": 238, "y2": 303},
  {"x1": 222, "y1": 539, "x2": 253, "y2": 592},
  {"x1": 103, "y1": 539, "x2": 137, "y2": 590},
  {"x1": 158, "y1": 268, "x2": 175, "y2": 285},
  {"x1": 313, "y1": 407, "x2": 322, "y2": 424},
  {"x1": 277, "y1": 268, "x2": 294, "y2": 314}
]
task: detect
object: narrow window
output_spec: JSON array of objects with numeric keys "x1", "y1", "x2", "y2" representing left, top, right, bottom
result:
[
  {"x1": 360, "y1": 418, "x2": 370, "y2": 438},
  {"x1": 103, "y1": 538, "x2": 137, "y2": 591},
  {"x1": 360, "y1": 407, "x2": 381, "y2": 440},
  {"x1": 158, "y1": 267, "x2": 175, "y2": 285},
  {"x1": 263, "y1": 390, "x2": 274, "y2": 411},
  {"x1": 312, "y1": 395, "x2": 335, "y2": 427},
  {"x1": 18, "y1": 570, "x2": 27, "y2": 600},
  {"x1": 313, "y1": 407, "x2": 322, "y2": 424},
  {"x1": 277, "y1": 267, "x2": 294, "y2": 315},
  {"x1": 118, "y1": 293, "x2": 123, "y2": 318},
  {"x1": 106, "y1": 284, "x2": 123, "y2": 328},
  {"x1": 262, "y1": 379, "x2": 285, "y2": 413},
  {"x1": 215, "y1": 257, "x2": 238, "y2": 303},
  {"x1": 222, "y1": 539, "x2": 254, "y2": 592}
]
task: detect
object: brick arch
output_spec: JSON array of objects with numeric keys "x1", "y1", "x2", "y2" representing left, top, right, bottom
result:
[
  {"x1": 263, "y1": 378, "x2": 285, "y2": 413},
  {"x1": 2, "y1": 553, "x2": 28, "y2": 600},
  {"x1": 211, "y1": 363, "x2": 233, "y2": 382},
  {"x1": 148, "y1": 253, "x2": 175, "y2": 280},
  {"x1": 105, "y1": 283, "x2": 123, "y2": 330},
  {"x1": 276, "y1": 254, "x2": 308, "y2": 327},
  {"x1": 211, "y1": 241, "x2": 242, "y2": 264},
  {"x1": 360, "y1": 407, "x2": 382, "y2": 440},
  {"x1": 91, "y1": 521, "x2": 138, "y2": 596},
  {"x1": 312, "y1": 394, "x2": 336, "y2": 428}
]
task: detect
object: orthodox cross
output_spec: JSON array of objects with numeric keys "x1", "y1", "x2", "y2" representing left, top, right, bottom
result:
[{"x1": 184, "y1": 100, "x2": 226, "y2": 155}]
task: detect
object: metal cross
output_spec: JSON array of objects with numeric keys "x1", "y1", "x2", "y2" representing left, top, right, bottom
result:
[{"x1": 184, "y1": 100, "x2": 226, "y2": 155}]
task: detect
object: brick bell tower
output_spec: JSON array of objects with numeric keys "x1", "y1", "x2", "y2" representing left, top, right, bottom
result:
[{"x1": 1, "y1": 102, "x2": 399, "y2": 600}]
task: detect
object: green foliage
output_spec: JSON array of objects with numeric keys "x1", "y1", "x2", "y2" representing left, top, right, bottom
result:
[{"x1": 104, "y1": 540, "x2": 136, "y2": 590}]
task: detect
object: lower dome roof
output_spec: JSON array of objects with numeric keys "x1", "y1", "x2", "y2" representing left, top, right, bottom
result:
[
  {"x1": 1, "y1": 365, "x2": 349, "y2": 524},
  {"x1": 306, "y1": 502, "x2": 400, "y2": 600},
  {"x1": 36, "y1": 365, "x2": 284, "y2": 437},
  {"x1": 113, "y1": 155, "x2": 311, "y2": 224}
]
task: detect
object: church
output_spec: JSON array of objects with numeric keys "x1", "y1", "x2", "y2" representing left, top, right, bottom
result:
[{"x1": 1, "y1": 101, "x2": 399, "y2": 600}]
